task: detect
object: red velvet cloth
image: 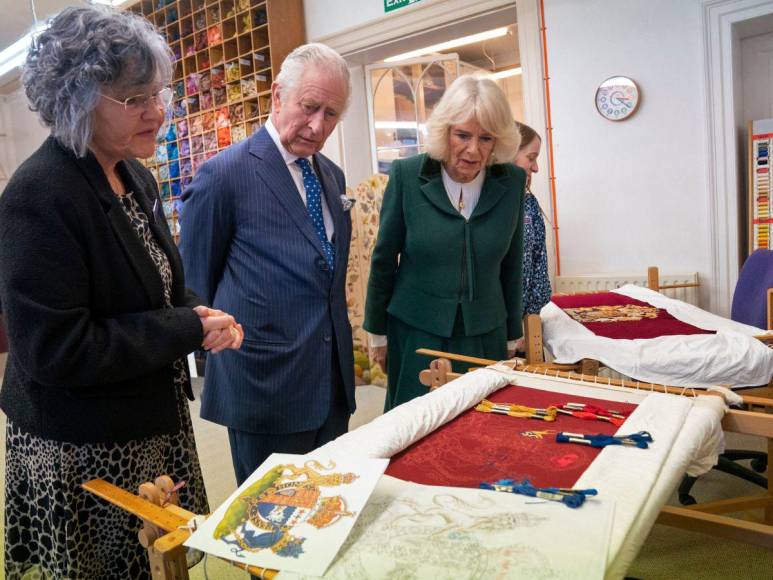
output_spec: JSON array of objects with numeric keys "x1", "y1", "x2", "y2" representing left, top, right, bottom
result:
[
  {"x1": 551, "y1": 292, "x2": 714, "y2": 339},
  {"x1": 385, "y1": 384, "x2": 638, "y2": 489}
]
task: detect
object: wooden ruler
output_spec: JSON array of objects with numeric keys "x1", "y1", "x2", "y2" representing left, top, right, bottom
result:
[
  {"x1": 82, "y1": 479, "x2": 278, "y2": 579},
  {"x1": 83, "y1": 479, "x2": 186, "y2": 532}
]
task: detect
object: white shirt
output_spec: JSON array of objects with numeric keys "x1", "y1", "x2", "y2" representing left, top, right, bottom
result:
[
  {"x1": 265, "y1": 117, "x2": 334, "y2": 241},
  {"x1": 369, "y1": 164, "x2": 516, "y2": 352},
  {"x1": 441, "y1": 164, "x2": 485, "y2": 220}
]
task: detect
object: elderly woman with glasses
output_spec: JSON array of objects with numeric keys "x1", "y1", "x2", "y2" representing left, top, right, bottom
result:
[
  {"x1": 364, "y1": 74, "x2": 525, "y2": 410},
  {"x1": 0, "y1": 6, "x2": 243, "y2": 578}
]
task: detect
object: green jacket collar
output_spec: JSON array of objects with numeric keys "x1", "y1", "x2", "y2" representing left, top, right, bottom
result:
[{"x1": 418, "y1": 154, "x2": 509, "y2": 220}]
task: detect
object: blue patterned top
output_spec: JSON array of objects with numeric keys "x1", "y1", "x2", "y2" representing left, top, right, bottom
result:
[{"x1": 522, "y1": 192, "x2": 552, "y2": 315}]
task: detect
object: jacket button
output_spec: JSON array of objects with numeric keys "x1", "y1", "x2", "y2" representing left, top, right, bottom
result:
[
  {"x1": 323, "y1": 335, "x2": 332, "y2": 342},
  {"x1": 316, "y1": 257, "x2": 329, "y2": 271}
]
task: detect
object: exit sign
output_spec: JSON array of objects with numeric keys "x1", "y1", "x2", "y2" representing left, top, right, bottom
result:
[{"x1": 384, "y1": 0, "x2": 423, "y2": 13}]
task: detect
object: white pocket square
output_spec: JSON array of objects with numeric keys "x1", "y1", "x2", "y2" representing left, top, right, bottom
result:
[{"x1": 340, "y1": 195, "x2": 356, "y2": 211}]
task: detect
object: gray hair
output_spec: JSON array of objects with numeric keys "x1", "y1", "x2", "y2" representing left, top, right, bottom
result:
[
  {"x1": 274, "y1": 43, "x2": 351, "y2": 110},
  {"x1": 23, "y1": 5, "x2": 173, "y2": 157},
  {"x1": 425, "y1": 74, "x2": 520, "y2": 166}
]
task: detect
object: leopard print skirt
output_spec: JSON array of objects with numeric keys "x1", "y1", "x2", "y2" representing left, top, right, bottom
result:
[{"x1": 4, "y1": 191, "x2": 209, "y2": 579}]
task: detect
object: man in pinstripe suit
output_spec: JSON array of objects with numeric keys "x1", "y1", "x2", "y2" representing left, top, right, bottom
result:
[{"x1": 180, "y1": 44, "x2": 355, "y2": 485}]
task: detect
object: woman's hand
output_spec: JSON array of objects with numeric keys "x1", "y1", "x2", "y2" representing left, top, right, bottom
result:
[
  {"x1": 370, "y1": 345, "x2": 387, "y2": 369},
  {"x1": 506, "y1": 337, "x2": 526, "y2": 359},
  {"x1": 195, "y1": 305, "x2": 243, "y2": 353},
  {"x1": 204, "y1": 323, "x2": 244, "y2": 354}
]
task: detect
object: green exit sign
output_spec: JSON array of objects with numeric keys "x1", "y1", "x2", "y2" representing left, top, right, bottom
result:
[{"x1": 384, "y1": 0, "x2": 423, "y2": 13}]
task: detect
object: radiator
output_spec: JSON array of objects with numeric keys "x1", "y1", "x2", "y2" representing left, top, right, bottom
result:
[{"x1": 555, "y1": 272, "x2": 701, "y2": 307}]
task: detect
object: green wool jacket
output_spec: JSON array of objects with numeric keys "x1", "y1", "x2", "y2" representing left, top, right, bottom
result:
[{"x1": 364, "y1": 153, "x2": 526, "y2": 340}]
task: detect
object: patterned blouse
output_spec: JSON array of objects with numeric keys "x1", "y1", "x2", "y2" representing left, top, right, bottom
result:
[{"x1": 522, "y1": 192, "x2": 552, "y2": 316}]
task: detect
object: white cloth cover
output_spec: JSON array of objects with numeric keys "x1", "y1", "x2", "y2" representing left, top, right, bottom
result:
[
  {"x1": 541, "y1": 284, "x2": 773, "y2": 388},
  {"x1": 313, "y1": 368, "x2": 511, "y2": 459}
]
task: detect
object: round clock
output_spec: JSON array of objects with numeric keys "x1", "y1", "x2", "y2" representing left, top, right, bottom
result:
[{"x1": 595, "y1": 76, "x2": 640, "y2": 121}]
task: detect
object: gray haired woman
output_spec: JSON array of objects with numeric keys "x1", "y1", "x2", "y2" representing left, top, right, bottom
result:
[{"x1": 0, "y1": 6, "x2": 243, "y2": 578}]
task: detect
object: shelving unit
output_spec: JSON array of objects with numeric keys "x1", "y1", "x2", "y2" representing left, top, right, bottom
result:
[
  {"x1": 749, "y1": 119, "x2": 773, "y2": 252},
  {"x1": 127, "y1": 0, "x2": 304, "y2": 238}
]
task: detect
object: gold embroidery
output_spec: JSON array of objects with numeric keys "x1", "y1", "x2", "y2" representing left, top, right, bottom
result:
[{"x1": 563, "y1": 304, "x2": 659, "y2": 324}]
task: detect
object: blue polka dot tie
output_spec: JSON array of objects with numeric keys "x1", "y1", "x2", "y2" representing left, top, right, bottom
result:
[{"x1": 295, "y1": 157, "x2": 335, "y2": 270}]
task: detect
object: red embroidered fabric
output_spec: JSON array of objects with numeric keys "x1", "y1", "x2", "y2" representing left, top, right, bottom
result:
[
  {"x1": 385, "y1": 384, "x2": 638, "y2": 489},
  {"x1": 551, "y1": 292, "x2": 714, "y2": 339}
]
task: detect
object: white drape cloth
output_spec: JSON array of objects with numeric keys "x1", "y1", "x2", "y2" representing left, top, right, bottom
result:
[{"x1": 541, "y1": 284, "x2": 773, "y2": 388}]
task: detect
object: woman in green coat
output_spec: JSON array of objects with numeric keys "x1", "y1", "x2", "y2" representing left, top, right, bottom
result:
[{"x1": 364, "y1": 75, "x2": 526, "y2": 411}]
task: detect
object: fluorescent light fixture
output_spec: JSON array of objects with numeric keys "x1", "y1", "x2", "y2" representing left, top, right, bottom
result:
[
  {"x1": 489, "y1": 67, "x2": 522, "y2": 80},
  {"x1": 0, "y1": 1, "x2": 131, "y2": 78},
  {"x1": 0, "y1": 20, "x2": 48, "y2": 78},
  {"x1": 384, "y1": 27, "x2": 509, "y2": 63}
]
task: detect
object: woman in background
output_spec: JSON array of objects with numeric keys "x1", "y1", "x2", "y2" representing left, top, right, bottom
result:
[
  {"x1": 0, "y1": 7, "x2": 242, "y2": 578},
  {"x1": 513, "y1": 122, "x2": 551, "y2": 353},
  {"x1": 364, "y1": 75, "x2": 526, "y2": 411}
]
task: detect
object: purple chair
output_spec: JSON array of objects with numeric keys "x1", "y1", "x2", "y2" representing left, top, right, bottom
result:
[
  {"x1": 731, "y1": 249, "x2": 773, "y2": 330},
  {"x1": 678, "y1": 250, "x2": 772, "y2": 504}
]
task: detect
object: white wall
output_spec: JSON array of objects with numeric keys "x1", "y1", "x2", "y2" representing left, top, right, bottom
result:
[
  {"x1": 6, "y1": 87, "x2": 48, "y2": 162},
  {"x1": 304, "y1": 0, "x2": 386, "y2": 42},
  {"x1": 0, "y1": 84, "x2": 50, "y2": 191},
  {"x1": 543, "y1": 0, "x2": 712, "y2": 298}
]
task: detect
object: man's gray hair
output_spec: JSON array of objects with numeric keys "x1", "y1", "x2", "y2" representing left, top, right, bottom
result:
[
  {"x1": 274, "y1": 43, "x2": 350, "y2": 109},
  {"x1": 23, "y1": 5, "x2": 173, "y2": 157}
]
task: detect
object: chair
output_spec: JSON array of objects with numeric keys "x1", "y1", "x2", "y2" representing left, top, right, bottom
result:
[
  {"x1": 678, "y1": 249, "x2": 773, "y2": 504},
  {"x1": 731, "y1": 249, "x2": 773, "y2": 331}
]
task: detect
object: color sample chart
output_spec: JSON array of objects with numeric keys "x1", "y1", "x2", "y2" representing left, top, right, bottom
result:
[
  {"x1": 127, "y1": 0, "x2": 303, "y2": 239},
  {"x1": 751, "y1": 120, "x2": 773, "y2": 251}
]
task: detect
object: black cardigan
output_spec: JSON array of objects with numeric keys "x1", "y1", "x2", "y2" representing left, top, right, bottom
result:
[{"x1": 0, "y1": 136, "x2": 204, "y2": 444}]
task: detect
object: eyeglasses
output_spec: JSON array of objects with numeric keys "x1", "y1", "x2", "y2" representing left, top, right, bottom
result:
[{"x1": 100, "y1": 87, "x2": 173, "y2": 113}]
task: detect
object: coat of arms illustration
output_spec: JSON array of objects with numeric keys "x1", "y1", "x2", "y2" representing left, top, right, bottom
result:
[{"x1": 213, "y1": 460, "x2": 357, "y2": 559}]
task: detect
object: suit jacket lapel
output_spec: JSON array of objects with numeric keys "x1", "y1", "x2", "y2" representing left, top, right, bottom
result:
[
  {"x1": 248, "y1": 129, "x2": 329, "y2": 263},
  {"x1": 417, "y1": 154, "x2": 509, "y2": 221},
  {"x1": 418, "y1": 155, "x2": 463, "y2": 219},
  {"x1": 69, "y1": 146, "x2": 164, "y2": 307},
  {"x1": 470, "y1": 165, "x2": 508, "y2": 220}
]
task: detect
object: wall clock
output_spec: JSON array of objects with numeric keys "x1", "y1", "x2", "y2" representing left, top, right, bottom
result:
[{"x1": 595, "y1": 76, "x2": 640, "y2": 121}]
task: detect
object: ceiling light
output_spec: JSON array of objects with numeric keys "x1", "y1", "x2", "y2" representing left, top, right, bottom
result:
[
  {"x1": 0, "y1": 20, "x2": 48, "y2": 78},
  {"x1": 489, "y1": 67, "x2": 522, "y2": 80},
  {"x1": 384, "y1": 27, "x2": 509, "y2": 63},
  {"x1": 0, "y1": 0, "x2": 131, "y2": 78}
]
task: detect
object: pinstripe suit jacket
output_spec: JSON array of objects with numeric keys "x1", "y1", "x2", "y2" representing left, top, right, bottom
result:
[{"x1": 179, "y1": 127, "x2": 355, "y2": 434}]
